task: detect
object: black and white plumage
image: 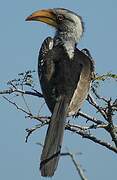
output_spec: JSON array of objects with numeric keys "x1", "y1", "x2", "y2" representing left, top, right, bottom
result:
[{"x1": 26, "y1": 8, "x2": 94, "y2": 177}]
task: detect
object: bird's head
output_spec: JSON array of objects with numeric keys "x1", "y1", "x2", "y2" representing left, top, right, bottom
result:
[{"x1": 26, "y1": 8, "x2": 84, "y2": 44}]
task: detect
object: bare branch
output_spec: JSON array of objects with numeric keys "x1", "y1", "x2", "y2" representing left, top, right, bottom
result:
[
  {"x1": 1, "y1": 70, "x2": 117, "y2": 175},
  {"x1": 3, "y1": 95, "x2": 117, "y2": 153},
  {"x1": 91, "y1": 86, "x2": 108, "y2": 103},
  {"x1": 105, "y1": 99, "x2": 117, "y2": 147},
  {"x1": 3, "y1": 95, "x2": 49, "y2": 123},
  {"x1": 68, "y1": 123, "x2": 108, "y2": 131},
  {"x1": 0, "y1": 88, "x2": 43, "y2": 98},
  {"x1": 61, "y1": 152, "x2": 88, "y2": 180},
  {"x1": 87, "y1": 94, "x2": 107, "y2": 120},
  {"x1": 76, "y1": 111, "x2": 105, "y2": 125},
  {"x1": 36, "y1": 142, "x2": 88, "y2": 180},
  {"x1": 66, "y1": 123, "x2": 117, "y2": 153},
  {"x1": 25, "y1": 123, "x2": 47, "y2": 143},
  {"x1": 3, "y1": 96, "x2": 32, "y2": 116}
]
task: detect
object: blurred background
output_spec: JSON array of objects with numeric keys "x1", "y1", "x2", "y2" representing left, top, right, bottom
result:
[{"x1": 0, "y1": 1, "x2": 117, "y2": 180}]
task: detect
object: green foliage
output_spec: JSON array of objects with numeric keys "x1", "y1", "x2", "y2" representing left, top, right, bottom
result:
[{"x1": 94, "y1": 72, "x2": 117, "y2": 81}]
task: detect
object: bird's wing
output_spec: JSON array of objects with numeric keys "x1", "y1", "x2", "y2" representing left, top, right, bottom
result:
[
  {"x1": 68, "y1": 48, "x2": 95, "y2": 116},
  {"x1": 38, "y1": 37, "x2": 54, "y2": 79},
  {"x1": 38, "y1": 37, "x2": 57, "y2": 113}
]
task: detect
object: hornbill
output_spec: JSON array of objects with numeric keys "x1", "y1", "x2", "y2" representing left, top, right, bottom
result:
[{"x1": 26, "y1": 8, "x2": 94, "y2": 177}]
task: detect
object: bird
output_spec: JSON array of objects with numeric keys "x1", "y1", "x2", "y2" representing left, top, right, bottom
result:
[{"x1": 26, "y1": 8, "x2": 94, "y2": 177}]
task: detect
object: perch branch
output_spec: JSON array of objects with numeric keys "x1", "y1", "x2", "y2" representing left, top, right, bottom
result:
[
  {"x1": 0, "y1": 88, "x2": 43, "y2": 97},
  {"x1": 66, "y1": 123, "x2": 117, "y2": 153}
]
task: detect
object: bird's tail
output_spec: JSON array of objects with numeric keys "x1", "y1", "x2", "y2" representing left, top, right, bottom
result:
[{"x1": 40, "y1": 95, "x2": 68, "y2": 177}]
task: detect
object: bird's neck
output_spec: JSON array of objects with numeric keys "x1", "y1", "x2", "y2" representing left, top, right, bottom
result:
[{"x1": 54, "y1": 31, "x2": 77, "y2": 59}]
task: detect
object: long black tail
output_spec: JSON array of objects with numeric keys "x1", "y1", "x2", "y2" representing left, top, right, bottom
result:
[{"x1": 40, "y1": 95, "x2": 68, "y2": 177}]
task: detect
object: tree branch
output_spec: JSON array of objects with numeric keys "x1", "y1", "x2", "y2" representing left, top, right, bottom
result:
[
  {"x1": 66, "y1": 123, "x2": 117, "y2": 153},
  {"x1": 61, "y1": 152, "x2": 88, "y2": 180},
  {"x1": 0, "y1": 88, "x2": 43, "y2": 98},
  {"x1": 3, "y1": 95, "x2": 117, "y2": 153},
  {"x1": 76, "y1": 111, "x2": 105, "y2": 125},
  {"x1": 87, "y1": 94, "x2": 107, "y2": 120}
]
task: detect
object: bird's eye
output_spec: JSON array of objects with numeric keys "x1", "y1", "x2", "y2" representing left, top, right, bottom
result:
[{"x1": 57, "y1": 14, "x2": 64, "y2": 21}]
